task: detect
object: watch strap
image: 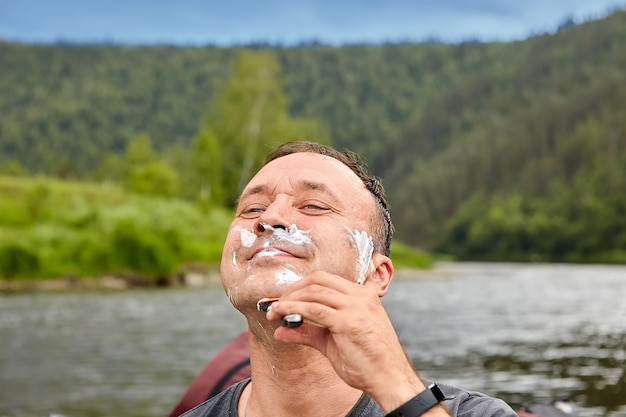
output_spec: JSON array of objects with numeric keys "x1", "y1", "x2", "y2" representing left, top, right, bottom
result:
[{"x1": 385, "y1": 383, "x2": 446, "y2": 417}]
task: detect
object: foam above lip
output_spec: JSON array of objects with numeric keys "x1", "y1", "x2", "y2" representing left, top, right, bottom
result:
[
  {"x1": 263, "y1": 224, "x2": 312, "y2": 246},
  {"x1": 235, "y1": 224, "x2": 312, "y2": 248}
]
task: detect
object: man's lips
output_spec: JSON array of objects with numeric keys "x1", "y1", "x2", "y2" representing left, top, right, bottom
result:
[
  {"x1": 249, "y1": 245, "x2": 301, "y2": 260},
  {"x1": 254, "y1": 247, "x2": 291, "y2": 258}
]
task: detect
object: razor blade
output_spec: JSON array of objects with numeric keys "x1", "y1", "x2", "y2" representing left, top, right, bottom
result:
[{"x1": 256, "y1": 297, "x2": 303, "y2": 328}]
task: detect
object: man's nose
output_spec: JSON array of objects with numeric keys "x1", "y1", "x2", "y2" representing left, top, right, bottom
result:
[
  {"x1": 254, "y1": 197, "x2": 290, "y2": 235},
  {"x1": 256, "y1": 223, "x2": 287, "y2": 233}
]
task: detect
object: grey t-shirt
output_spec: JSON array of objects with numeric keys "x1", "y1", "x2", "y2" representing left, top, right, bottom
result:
[{"x1": 180, "y1": 378, "x2": 517, "y2": 417}]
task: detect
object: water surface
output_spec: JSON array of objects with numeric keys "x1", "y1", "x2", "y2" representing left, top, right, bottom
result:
[{"x1": 1, "y1": 263, "x2": 625, "y2": 417}]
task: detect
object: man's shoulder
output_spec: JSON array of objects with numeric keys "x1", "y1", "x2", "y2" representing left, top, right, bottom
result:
[
  {"x1": 180, "y1": 379, "x2": 249, "y2": 417},
  {"x1": 436, "y1": 381, "x2": 518, "y2": 417},
  {"x1": 179, "y1": 378, "x2": 516, "y2": 417}
]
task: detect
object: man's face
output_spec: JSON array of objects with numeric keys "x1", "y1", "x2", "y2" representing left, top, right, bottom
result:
[{"x1": 220, "y1": 152, "x2": 378, "y2": 312}]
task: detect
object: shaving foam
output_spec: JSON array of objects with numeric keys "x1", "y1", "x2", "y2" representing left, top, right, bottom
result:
[
  {"x1": 346, "y1": 227, "x2": 374, "y2": 284},
  {"x1": 263, "y1": 224, "x2": 312, "y2": 246},
  {"x1": 233, "y1": 226, "x2": 257, "y2": 248},
  {"x1": 275, "y1": 266, "x2": 303, "y2": 285}
]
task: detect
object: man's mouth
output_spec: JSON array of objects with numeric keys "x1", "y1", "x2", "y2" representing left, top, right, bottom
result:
[
  {"x1": 254, "y1": 248, "x2": 290, "y2": 258},
  {"x1": 250, "y1": 244, "x2": 302, "y2": 260}
]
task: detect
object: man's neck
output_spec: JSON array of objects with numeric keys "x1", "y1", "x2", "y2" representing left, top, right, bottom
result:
[{"x1": 242, "y1": 332, "x2": 364, "y2": 417}]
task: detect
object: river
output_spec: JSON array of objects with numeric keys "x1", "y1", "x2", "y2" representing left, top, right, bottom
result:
[{"x1": 1, "y1": 263, "x2": 625, "y2": 417}]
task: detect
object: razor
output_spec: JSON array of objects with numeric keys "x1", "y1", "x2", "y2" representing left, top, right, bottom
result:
[{"x1": 256, "y1": 297, "x2": 303, "y2": 328}]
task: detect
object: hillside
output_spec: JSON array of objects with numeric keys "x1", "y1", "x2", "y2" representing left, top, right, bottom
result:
[{"x1": 1, "y1": 9, "x2": 625, "y2": 263}]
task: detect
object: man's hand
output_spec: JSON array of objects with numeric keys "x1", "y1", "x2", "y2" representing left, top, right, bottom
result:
[{"x1": 266, "y1": 272, "x2": 449, "y2": 415}]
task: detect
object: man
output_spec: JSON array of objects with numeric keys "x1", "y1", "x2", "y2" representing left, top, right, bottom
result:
[{"x1": 182, "y1": 141, "x2": 516, "y2": 417}]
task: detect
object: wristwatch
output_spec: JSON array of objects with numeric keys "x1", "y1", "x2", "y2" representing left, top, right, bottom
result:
[{"x1": 385, "y1": 383, "x2": 446, "y2": 417}]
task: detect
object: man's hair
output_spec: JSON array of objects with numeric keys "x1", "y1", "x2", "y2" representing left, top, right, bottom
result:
[{"x1": 264, "y1": 141, "x2": 394, "y2": 256}]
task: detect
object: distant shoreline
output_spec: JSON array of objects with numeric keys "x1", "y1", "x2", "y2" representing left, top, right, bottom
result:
[{"x1": 0, "y1": 265, "x2": 443, "y2": 292}]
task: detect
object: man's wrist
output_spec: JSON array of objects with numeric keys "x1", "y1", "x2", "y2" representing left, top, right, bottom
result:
[
  {"x1": 372, "y1": 374, "x2": 425, "y2": 412},
  {"x1": 384, "y1": 383, "x2": 446, "y2": 417}
]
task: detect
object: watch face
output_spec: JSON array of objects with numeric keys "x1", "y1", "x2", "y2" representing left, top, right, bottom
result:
[{"x1": 429, "y1": 383, "x2": 446, "y2": 401}]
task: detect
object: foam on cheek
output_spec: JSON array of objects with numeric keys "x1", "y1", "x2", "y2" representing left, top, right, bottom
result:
[
  {"x1": 236, "y1": 226, "x2": 258, "y2": 248},
  {"x1": 345, "y1": 227, "x2": 374, "y2": 284},
  {"x1": 231, "y1": 226, "x2": 258, "y2": 266}
]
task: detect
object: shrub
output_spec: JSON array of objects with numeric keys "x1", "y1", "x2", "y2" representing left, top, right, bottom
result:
[
  {"x1": 110, "y1": 219, "x2": 178, "y2": 277},
  {"x1": 0, "y1": 242, "x2": 40, "y2": 279}
]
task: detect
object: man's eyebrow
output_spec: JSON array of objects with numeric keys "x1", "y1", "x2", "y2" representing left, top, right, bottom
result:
[
  {"x1": 297, "y1": 180, "x2": 341, "y2": 202},
  {"x1": 237, "y1": 180, "x2": 342, "y2": 204},
  {"x1": 237, "y1": 184, "x2": 268, "y2": 205}
]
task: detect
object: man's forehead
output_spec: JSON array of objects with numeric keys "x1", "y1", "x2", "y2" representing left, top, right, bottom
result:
[
  {"x1": 257, "y1": 152, "x2": 362, "y2": 184},
  {"x1": 241, "y1": 179, "x2": 338, "y2": 200},
  {"x1": 241, "y1": 152, "x2": 367, "y2": 199},
  {"x1": 267, "y1": 151, "x2": 341, "y2": 167}
]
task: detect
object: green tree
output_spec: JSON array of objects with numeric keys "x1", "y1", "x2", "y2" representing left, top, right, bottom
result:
[
  {"x1": 190, "y1": 127, "x2": 224, "y2": 208},
  {"x1": 199, "y1": 49, "x2": 329, "y2": 207},
  {"x1": 93, "y1": 152, "x2": 126, "y2": 183},
  {"x1": 125, "y1": 133, "x2": 179, "y2": 197}
]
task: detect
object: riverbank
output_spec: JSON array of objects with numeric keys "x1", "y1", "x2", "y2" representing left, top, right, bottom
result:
[{"x1": 0, "y1": 264, "x2": 223, "y2": 292}]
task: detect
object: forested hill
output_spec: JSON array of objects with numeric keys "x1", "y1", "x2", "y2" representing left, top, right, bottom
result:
[{"x1": 1, "y1": 9, "x2": 625, "y2": 263}]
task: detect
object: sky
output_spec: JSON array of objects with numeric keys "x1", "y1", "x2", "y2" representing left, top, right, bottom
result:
[{"x1": 0, "y1": 0, "x2": 624, "y2": 46}]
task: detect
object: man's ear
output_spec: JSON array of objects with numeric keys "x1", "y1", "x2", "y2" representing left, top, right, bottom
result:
[{"x1": 364, "y1": 253, "x2": 394, "y2": 296}]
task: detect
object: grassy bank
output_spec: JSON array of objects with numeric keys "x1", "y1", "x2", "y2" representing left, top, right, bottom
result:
[{"x1": 0, "y1": 176, "x2": 230, "y2": 282}]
